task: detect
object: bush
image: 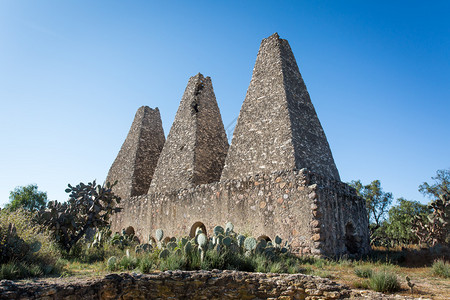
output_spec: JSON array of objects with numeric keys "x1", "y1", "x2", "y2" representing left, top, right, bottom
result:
[
  {"x1": 354, "y1": 267, "x2": 373, "y2": 278},
  {"x1": 0, "y1": 209, "x2": 61, "y2": 279},
  {"x1": 432, "y1": 259, "x2": 450, "y2": 278},
  {"x1": 369, "y1": 271, "x2": 400, "y2": 293}
]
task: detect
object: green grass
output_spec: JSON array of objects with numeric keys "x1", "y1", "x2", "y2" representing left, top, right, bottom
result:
[
  {"x1": 354, "y1": 266, "x2": 373, "y2": 278},
  {"x1": 369, "y1": 271, "x2": 400, "y2": 293},
  {"x1": 0, "y1": 260, "x2": 59, "y2": 280},
  {"x1": 431, "y1": 259, "x2": 450, "y2": 278}
]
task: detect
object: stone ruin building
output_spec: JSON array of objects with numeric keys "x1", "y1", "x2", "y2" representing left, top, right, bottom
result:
[{"x1": 106, "y1": 33, "x2": 370, "y2": 257}]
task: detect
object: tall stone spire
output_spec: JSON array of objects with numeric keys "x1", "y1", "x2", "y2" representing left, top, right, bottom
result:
[
  {"x1": 221, "y1": 33, "x2": 340, "y2": 181},
  {"x1": 106, "y1": 106, "x2": 165, "y2": 199},
  {"x1": 149, "y1": 73, "x2": 229, "y2": 193}
]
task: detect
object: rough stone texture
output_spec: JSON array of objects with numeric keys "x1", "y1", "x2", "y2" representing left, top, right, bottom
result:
[
  {"x1": 148, "y1": 73, "x2": 229, "y2": 193},
  {"x1": 0, "y1": 271, "x2": 423, "y2": 300},
  {"x1": 109, "y1": 34, "x2": 370, "y2": 257},
  {"x1": 221, "y1": 33, "x2": 340, "y2": 181},
  {"x1": 106, "y1": 106, "x2": 165, "y2": 199},
  {"x1": 112, "y1": 169, "x2": 369, "y2": 257}
]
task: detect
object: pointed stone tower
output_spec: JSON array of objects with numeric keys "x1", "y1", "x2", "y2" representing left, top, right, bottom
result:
[
  {"x1": 106, "y1": 106, "x2": 165, "y2": 199},
  {"x1": 149, "y1": 73, "x2": 229, "y2": 193},
  {"x1": 221, "y1": 33, "x2": 340, "y2": 181}
]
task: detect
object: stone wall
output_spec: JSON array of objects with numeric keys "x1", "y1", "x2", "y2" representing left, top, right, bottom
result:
[
  {"x1": 221, "y1": 33, "x2": 340, "y2": 181},
  {"x1": 0, "y1": 271, "x2": 418, "y2": 300},
  {"x1": 107, "y1": 33, "x2": 370, "y2": 257},
  {"x1": 148, "y1": 73, "x2": 228, "y2": 193},
  {"x1": 111, "y1": 169, "x2": 368, "y2": 257},
  {"x1": 106, "y1": 106, "x2": 165, "y2": 199}
]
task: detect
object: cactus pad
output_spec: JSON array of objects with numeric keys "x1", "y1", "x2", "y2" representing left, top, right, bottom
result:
[
  {"x1": 197, "y1": 233, "x2": 207, "y2": 247},
  {"x1": 155, "y1": 229, "x2": 164, "y2": 242},
  {"x1": 244, "y1": 237, "x2": 257, "y2": 251},
  {"x1": 213, "y1": 226, "x2": 224, "y2": 236}
]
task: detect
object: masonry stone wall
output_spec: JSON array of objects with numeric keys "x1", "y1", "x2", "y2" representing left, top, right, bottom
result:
[
  {"x1": 111, "y1": 169, "x2": 368, "y2": 257},
  {"x1": 148, "y1": 73, "x2": 228, "y2": 193},
  {"x1": 221, "y1": 33, "x2": 340, "y2": 181},
  {"x1": 0, "y1": 271, "x2": 418, "y2": 300},
  {"x1": 107, "y1": 33, "x2": 370, "y2": 257},
  {"x1": 106, "y1": 106, "x2": 165, "y2": 199}
]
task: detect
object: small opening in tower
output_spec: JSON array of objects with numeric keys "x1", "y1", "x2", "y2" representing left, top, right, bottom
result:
[
  {"x1": 189, "y1": 221, "x2": 207, "y2": 238},
  {"x1": 345, "y1": 222, "x2": 358, "y2": 254},
  {"x1": 191, "y1": 101, "x2": 199, "y2": 114}
]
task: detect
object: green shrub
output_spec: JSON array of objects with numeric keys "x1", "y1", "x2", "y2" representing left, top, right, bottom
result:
[
  {"x1": 139, "y1": 255, "x2": 156, "y2": 273},
  {"x1": 369, "y1": 271, "x2": 400, "y2": 293},
  {"x1": 432, "y1": 259, "x2": 450, "y2": 278},
  {"x1": 0, "y1": 209, "x2": 61, "y2": 279},
  {"x1": 117, "y1": 255, "x2": 138, "y2": 271},
  {"x1": 354, "y1": 267, "x2": 373, "y2": 278},
  {"x1": 0, "y1": 261, "x2": 58, "y2": 280},
  {"x1": 160, "y1": 253, "x2": 187, "y2": 271}
]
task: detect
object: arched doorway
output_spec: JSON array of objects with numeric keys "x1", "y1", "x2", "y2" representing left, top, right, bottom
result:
[
  {"x1": 189, "y1": 222, "x2": 207, "y2": 238},
  {"x1": 257, "y1": 235, "x2": 272, "y2": 242}
]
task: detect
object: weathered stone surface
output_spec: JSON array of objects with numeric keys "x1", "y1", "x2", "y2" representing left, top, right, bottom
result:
[
  {"x1": 106, "y1": 106, "x2": 165, "y2": 199},
  {"x1": 112, "y1": 169, "x2": 369, "y2": 257},
  {"x1": 0, "y1": 271, "x2": 423, "y2": 300},
  {"x1": 109, "y1": 34, "x2": 370, "y2": 257},
  {"x1": 148, "y1": 73, "x2": 229, "y2": 193},
  {"x1": 221, "y1": 33, "x2": 340, "y2": 181}
]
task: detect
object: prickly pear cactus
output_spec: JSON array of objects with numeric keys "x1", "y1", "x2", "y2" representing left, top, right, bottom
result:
[
  {"x1": 258, "y1": 239, "x2": 267, "y2": 248},
  {"x1": 155, "y1": 229, "x2": 164, "y2": 242},
  {"x1": 135, "y1": 244, "x2": 143, "y2": 253},
  {"x1": 197, "y1": 233, "x2": 207, "y2": 247},
  {"x1": 213, "y1": 226, "x2": 224, "y2": 236},
  {"x1": 237, "y1": 234, "x2": 245, "y2": 248},
  {"x1": 223, "y1": 236, "x2": 232, "y2": 247},
  {"x1": 184, "y1": 241, "x2": 192, "y2": 254},
  {"x1": 142, "y1": 243, "x2": 152, "y2": 252},
  {"x1": 167, "y1": 241, "x2": 177, "y2": 251},
  {"x1": 107, "y1": 256, "x2": 117, "y2": 269},
  {"x1": 255, "y1": 241, "x2": 266, "y2": 254},
  {"x1": 159, "y1": 249, "x2": 170, "y2": 259},
  {"x1": 275, "y1": 235, "x2": 282, "y2": 246},
  {"x1": 195, "y1": 227, "x2": 203, "y2": 236},
  {"x1": 225, "y1": 222, "x2": 234, "y2": 234},
  {"x1": 244, "y1": 237, "x2": 257, "y2": 251}
]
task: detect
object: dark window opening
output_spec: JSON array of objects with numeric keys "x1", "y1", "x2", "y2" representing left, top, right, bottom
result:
[
  {"x1": 257, "y1": 235, "x2": 272, "y2": 242},
  {"x1": 345, "y1": 222, "x2": 358, "y2": 254},
  {"x1": 191, "y1": 101, "x2": 199, "y2": 114}
]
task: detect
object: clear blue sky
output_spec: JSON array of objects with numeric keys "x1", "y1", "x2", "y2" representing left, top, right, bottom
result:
[{"x1": 1, "y1": 1, "x2": 449, "y2": 208}]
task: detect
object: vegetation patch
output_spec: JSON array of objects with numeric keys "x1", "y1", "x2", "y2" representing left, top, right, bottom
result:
[
  {"x1": 432, "y1": 259, "x2": 450, "y2": 278},
  {"x1": 369, "y1": 270, "x2": 400, "y2": 293}
]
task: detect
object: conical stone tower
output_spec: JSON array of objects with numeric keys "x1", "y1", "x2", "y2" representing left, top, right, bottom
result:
[
  {"x1": 106, "y1": 106, "x2": 165, "y2": 199},
  {"x1": 149, "y1": 73, "x2": 229, "y2": 193},
  {"x1": 221, "y1": 33, "x2": 340, "y2": 181}
]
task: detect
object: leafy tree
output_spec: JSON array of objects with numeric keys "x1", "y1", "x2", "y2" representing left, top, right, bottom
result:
[
  {"x1": 350, "y1": 180, "x2": 393, "y2": 245},
  {"x1": 350, "y1": 180, "x2": 393, "y2": 228},
  {"x1": 412, "y1": 169, "x2": 449, "y2": 246},
  {"x1": 36, "y1": 180, "x2": 121, "y2": 253},
  {"x1": 384, "y1": 198, "x2": 430, "y2": 245},
  {"x1": 5, "y1": 184, "x2": 47, "y2": 212},
  {"x1": 419, "y1": 169, "x2": 450, "y2": 199}
]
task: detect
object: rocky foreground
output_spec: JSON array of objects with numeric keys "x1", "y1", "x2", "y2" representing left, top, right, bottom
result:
[{"x1": 0, "y1": 270, "x2": 427, "y2": 300}]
